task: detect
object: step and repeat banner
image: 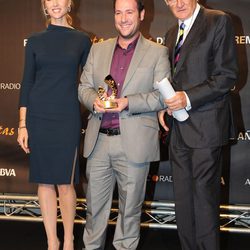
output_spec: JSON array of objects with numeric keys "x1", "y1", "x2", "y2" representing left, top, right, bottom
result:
[{"x1": 0, "y1": 0, "x2": 249, "y2": 204}]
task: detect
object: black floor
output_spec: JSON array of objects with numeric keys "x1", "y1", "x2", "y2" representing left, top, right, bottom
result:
[{"x1": 0, "y1": 221, "x2": 249, "y2": 250}]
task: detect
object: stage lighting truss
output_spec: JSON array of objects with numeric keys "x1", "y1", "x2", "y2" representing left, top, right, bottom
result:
[{"x1": 0, "y1": 194, "x2": 250, "y2": 233}]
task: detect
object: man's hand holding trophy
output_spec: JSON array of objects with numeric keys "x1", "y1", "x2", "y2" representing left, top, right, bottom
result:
[
  {"x1": 98, "y1": 75, "x2": 118, "y2": 109},
  {"x1": 94, "y1": 75, "x2": 128, "y2": 113}
]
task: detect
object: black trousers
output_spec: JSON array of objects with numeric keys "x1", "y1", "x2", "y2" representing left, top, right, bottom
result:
[{"x1": 170, "y1": 141, "x2": 222, "y2": 250}]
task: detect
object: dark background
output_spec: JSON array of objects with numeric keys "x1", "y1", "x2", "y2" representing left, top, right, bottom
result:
[{"x1": 0, "y1": 0, "x2": 249, "y2": 205}]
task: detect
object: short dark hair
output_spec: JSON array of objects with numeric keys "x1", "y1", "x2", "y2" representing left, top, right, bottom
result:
[{"x1": 113, "y1": 0, "x2": 145, "y2": 13}]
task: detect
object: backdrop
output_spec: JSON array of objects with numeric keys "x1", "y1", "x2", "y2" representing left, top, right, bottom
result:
[{"x1": 0, "y1": 0, "x2": 249, "y2": 204}]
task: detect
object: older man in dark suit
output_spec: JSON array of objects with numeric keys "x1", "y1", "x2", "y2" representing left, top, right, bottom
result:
[{"x1": 159, "y1": 0, "x2": 238, "y2": 249}]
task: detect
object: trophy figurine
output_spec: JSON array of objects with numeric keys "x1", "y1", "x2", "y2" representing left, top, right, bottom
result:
[{"x1": 97, "y1": 75, "x2": 118, "y2": 109}]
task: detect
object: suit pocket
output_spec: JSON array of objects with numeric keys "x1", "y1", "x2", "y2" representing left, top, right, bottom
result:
[
  {"x1": 141, "y1": 117, "x2": 159, "y2": 129},
  {"x1": 196, "y1": 98, "x2": 227, "y2": 112}
]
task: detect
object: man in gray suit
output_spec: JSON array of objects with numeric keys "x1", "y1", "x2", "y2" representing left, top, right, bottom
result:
[
  {"x1": 78, "y1": 0, "x2": 170, "y2": 249},
  {"x1": 159, "y1": 0, "x2": 238, "y2": 250}
]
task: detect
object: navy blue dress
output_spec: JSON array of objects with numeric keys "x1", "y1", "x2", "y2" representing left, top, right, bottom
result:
[{"x1": 19, "y1": 24, "x2": 91, "y2": 184}]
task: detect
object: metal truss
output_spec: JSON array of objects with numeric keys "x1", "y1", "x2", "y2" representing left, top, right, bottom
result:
[{"x1": 0, "y1": 194, "x2": 250, "y2": 233}]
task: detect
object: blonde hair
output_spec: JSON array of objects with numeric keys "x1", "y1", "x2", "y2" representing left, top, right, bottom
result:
[{"x1": 41, "y1": 0, "x2": 73, "y2": 26}]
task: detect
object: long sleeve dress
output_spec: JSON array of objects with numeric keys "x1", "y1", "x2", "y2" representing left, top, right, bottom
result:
[{"x1": 19, "y1": 24, "x2": 91, "y2": 184}]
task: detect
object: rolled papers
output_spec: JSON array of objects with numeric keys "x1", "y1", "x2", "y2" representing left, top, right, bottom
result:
[{"x1": 155, "y1": 77, "x2": 189, "y2": 122}]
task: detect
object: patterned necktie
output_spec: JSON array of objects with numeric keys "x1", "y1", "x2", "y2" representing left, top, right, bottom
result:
[{"x1": 174, "y1": 22, "x2": 185, "y2": 71}]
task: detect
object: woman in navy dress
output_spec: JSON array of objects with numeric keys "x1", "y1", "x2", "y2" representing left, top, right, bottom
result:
[{"x1": 17, "y1": 0, "x2": 91, "y2": 249}]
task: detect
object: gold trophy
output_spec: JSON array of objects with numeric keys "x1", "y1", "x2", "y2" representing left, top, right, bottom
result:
[{"x1": 97, "y1": 75, "x2": 118, "y2": 109}]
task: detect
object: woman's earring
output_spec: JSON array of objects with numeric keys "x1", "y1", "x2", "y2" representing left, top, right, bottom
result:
[
  {"x1": 67, "y1": 6, "x2": 71, "y2": 12},
  {"x1": 43, "y1": 8, "x2": 49, "y2": 16}
]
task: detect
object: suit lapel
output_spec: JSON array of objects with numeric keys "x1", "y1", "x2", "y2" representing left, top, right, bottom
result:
[
  {"x1": 174, "y1": 7, "x2": 205, "y2": 75},
  {"x1": 168, "y1": 26, "x2": 178, "y2": 75},
  {"x1": 122, "y1": 35, "x2": 149, "y2": 92},
  {"x1": 101, "y1": 38, "x2": 117, "y2": 91}
]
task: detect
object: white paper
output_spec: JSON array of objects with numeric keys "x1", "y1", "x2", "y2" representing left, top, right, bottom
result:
[{"x1": 155, "y1": 77, "x2": 189, "y2": 122}]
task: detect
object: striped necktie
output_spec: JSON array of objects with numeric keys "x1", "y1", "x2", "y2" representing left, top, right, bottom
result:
[{"x1": 174, "y1": 22, "x2": 185, "y2": 71}]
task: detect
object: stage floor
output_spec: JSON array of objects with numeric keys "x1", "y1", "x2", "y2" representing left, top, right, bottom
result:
[{"x1": 0, "y1": 221, "x2": 249, "y2": 250}]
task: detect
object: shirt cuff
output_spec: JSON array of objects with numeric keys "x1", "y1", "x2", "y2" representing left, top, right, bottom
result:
[{"x1": 184, "y1": 92, "x2": 192, "y2": 111}]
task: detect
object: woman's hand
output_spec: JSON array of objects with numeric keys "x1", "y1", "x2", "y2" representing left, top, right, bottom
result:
[{"x1": 17, "y1": 127, "x2": 30, "y2": 154}]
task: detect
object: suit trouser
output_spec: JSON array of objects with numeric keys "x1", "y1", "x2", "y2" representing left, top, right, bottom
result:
[
  {"x1": 83, "y1": 133, "x2": 150, "y2": 250},
  {"x1": 170, "y1": 140, "x2": 222, "y2": 250}
]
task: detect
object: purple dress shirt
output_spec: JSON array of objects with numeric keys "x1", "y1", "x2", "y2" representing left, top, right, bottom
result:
[{"x1": 101, "y1": 36, "x2": 139, "y2": 129}]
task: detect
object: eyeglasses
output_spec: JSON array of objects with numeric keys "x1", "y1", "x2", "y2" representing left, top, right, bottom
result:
[{"x1": 164, "y1": 0, "x2": 178, "y2": 6}]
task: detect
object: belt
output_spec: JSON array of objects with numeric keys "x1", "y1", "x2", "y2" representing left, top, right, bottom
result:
[{"x1": 99, "y1": 128, "x2": 120, "y2": 136}]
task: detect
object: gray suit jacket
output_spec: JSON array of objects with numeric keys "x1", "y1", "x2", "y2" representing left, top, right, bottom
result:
[
  {"x1": 165, "y1": 6, "x2": 238, "y2": 148},
  {"x1": 78, "y1": 35, "x2": 171, "y2": 163}
]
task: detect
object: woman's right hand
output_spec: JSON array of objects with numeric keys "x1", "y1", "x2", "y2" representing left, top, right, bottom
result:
[{"x1": 17, "y1": 128, "x2": 30, "y2": 154}]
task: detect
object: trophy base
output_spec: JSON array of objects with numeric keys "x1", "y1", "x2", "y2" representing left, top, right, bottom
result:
[{"x1": 102, "y1": 100, "x2": 118, "y2": 109}]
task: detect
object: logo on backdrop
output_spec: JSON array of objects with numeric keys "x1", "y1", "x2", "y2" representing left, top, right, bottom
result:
[
  {"x1": 235, "y1": 35, "x2": 250, "y2": 45},
  {"x1": 237, "y1": 130, "x2": 250, "y2": 141},
  {"x1": 24, "y1": 38, "x2": 28, "y2": 47},
  {"x1": 0, "y1": 126, "x2": 15, "y2": 136},
  {"x1": 91, "y1": 36, "x2": 105, "y2": 44},
  {"x1": 89, "y1": 36, "x2": 164, "y2": 45},
  {"x1": 0, "y1": 82, "x2": 21, "y2": 90},
  {"x1": 157, "y1": 35, "x2": 249, "y2": 46},
  {"x1": 156, "y1": 37, "x2": 165, "y2": 45},
  {"x1": 245, "y1": 179, "x2": 250, "y2": 186},
  {"x1": 151, "y1": 175, "x2": 173, "y2": 183},
  {"x1": 150, "y1": 175, "x2": 226, "y2": 184},
  {"x1": 0, "y1": 168, "x2": 16, "y2": 177}
]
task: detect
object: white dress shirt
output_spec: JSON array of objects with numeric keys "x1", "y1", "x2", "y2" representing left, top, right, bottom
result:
[{"x1": 176, "y1": 3, "x2": 201, "y2": 111}]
